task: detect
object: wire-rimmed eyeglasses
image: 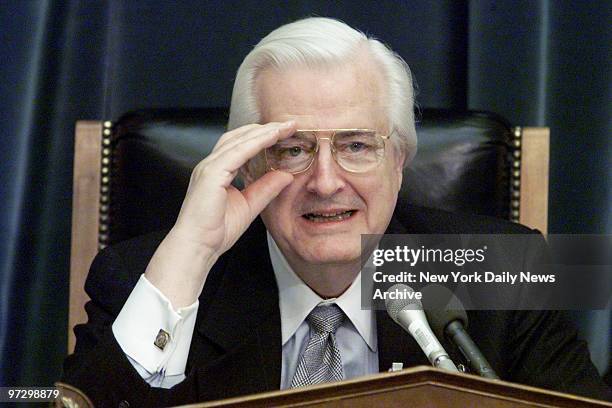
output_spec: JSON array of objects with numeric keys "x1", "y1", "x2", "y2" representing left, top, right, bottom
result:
[{"x1": 265, "y1": 128, "x2": 391, "y2": 174}]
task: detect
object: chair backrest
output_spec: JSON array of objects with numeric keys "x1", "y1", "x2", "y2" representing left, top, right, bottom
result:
[{"x1": 69, "y1": 108, "x2": 549, "y2": 352}]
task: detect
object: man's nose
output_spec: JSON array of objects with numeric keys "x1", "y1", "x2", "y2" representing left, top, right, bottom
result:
[{"x1": 305, "y1": 139, "x2": 346, "y2": 197}]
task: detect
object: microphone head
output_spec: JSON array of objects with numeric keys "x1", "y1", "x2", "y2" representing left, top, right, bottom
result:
[
  {"x1": 385, "y1": 284, "x2": 423, "y2": 323},
  {"x1": 422, "y1": 284, "x2": 468, "y2": 340}
]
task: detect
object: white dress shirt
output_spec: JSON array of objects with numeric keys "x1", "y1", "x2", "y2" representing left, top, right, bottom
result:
[
  {"x1": 112, "y1": 233, "x2": 378, "y2": 389},
  {"x1": 267, "y1": 233, "x2": 379, "y2": 388}
]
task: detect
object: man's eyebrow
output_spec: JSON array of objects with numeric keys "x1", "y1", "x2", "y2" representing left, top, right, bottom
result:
[
  {"x1": 334, "y1": 129, "x2": 375, "y2": 135},
  {"x1": 295, "y1": 128, "x2": 374, "y2": 132},
  {"x1": 292, "y1": 130, "x2": 318, "y2": 136}
]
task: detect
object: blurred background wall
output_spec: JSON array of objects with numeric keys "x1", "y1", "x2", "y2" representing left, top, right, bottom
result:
[{"x1": 1, "y1": 0, "x2": 610, "y2": 387}]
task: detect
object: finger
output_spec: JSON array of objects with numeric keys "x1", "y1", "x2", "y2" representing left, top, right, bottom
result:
[
  {"x1": 212, "y1": 124, "x2": 261, "y2": 152},
  {"x1": 205, "y1": 121, "x2": 296, "y2": 173},
  {"x1": 242, "y1": 170, "x2": 294, "y2": 217},
  {"x1": 212, "y1": 120, "x2": 293, "y2": 153},
  {"x1": 189, "y1": 121, "x2": 295, "y2": 188},
  {"x1": 209, "y1": 121, "x2": 295, "y2": 160}
]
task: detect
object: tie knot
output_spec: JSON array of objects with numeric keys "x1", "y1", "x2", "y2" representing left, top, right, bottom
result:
[{"x1": 307, "y1": 304, "x2": 345, "y2": 334}]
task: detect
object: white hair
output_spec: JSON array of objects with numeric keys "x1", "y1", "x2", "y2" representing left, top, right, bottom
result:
[{"x1": 228, "y1": 17, "x2": 417, "y2": 168}]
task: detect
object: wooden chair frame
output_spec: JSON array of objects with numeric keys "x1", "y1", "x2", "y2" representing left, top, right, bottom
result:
[{"x1": 68, "y1": 120, "x2": 549, "y2": 353}]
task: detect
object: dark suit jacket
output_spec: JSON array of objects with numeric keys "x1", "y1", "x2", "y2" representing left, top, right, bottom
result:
[{"x1": 62, "y1": 205, "x2": 611, "y2": 406}]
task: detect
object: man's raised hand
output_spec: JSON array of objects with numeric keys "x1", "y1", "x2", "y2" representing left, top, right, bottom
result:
[{"x1": 144, "y1": 121, "x2": 296, "y2": 307}]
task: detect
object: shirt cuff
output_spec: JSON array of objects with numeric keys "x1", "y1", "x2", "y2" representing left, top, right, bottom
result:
[{"x1": 113, "y1": 274, "x2": 199, "y2": 376}]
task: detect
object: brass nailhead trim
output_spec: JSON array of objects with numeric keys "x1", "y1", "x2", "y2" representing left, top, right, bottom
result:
[
  {"x1": 510, "y1": 127, "x2": 522, "y2": 223},
  {"x1": 99, "y1": 120, "x2": 113, "y2": 248}
]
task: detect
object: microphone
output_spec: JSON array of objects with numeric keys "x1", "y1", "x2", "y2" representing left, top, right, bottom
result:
[
  {"x1": 423, "y1": 284, "x2": 500, "y2": 379},
  {"x1": 385, "y1": 284, "x2": 458, "y2": 372}
]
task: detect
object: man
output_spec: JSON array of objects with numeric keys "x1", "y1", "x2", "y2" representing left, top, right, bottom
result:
[{"x1": 63, "y1": 18, "x2": 611, "y2": 406}]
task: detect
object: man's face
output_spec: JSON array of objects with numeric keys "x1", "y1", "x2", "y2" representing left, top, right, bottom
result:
[{"x1": 257, "y1": 60, "x2": 404, "y2": 270}]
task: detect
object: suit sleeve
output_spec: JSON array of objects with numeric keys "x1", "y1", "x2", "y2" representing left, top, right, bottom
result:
[
  {"x1": 506, "y1": 233, "x2": 611, "y2": 401},
  {"x1": 113, "y1": 274, "x2": 198, "y2": 388},
  {"x1": 507, "y1": 310, "x2": 611, "y2": 401},
  {"x1": 61, "y1": 246, "x2": 201, "y2": 407}
]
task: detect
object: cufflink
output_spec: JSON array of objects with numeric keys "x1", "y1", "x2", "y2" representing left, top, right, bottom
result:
[{"x1": 154, "y1": 329, "x2": 171, "y2": 350}]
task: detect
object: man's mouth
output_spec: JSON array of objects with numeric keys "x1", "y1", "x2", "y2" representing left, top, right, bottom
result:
[{"x1": 302, "y1": 210, "x2": 356, "y2": 223}]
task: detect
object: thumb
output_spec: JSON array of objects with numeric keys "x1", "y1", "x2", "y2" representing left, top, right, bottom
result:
[{"x1": 242, "y1": 171, "x2": 293, "y2": 217}]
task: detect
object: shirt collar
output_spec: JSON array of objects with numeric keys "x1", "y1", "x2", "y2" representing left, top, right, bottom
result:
[{"x1": 267, "y1": 232, "x2": 377, "y2": 351}]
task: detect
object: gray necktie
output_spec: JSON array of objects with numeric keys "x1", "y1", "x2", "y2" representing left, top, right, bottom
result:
[{"x1": 291, "y1": 304, "x2": 345, "y2": 388}]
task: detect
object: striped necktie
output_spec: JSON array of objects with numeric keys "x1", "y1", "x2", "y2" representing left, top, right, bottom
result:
[{"x1": 291, "y1": 304, "x2": 345, "y2": 387}]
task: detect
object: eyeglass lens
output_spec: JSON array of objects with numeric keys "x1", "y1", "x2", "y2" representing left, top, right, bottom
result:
[{"x1": 266, "y1": 130, "x2": 385, "y2": 173}]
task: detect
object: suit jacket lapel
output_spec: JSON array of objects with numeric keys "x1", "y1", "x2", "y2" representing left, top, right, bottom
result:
[
  {"x1": 194, "y1": 218, "x2": 281, "y2": 395},
  {"x1": 377, "y1": 208, "x2": 465, "y2": 372},
  {"x1": 377, "y1": 213, "x2": 430, "y2": 370}
]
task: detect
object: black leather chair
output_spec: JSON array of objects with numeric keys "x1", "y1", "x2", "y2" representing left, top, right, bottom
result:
[
  {"x1": 68, "y1": 108, "x2": 549, "y2": 352},
  {"x1": 102, "y1": 108, "x2": 523, "y2": 245}
]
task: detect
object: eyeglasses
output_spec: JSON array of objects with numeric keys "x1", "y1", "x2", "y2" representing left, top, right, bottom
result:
[{"x1": 265, "y1": 129, "x2": 391, "y2": 174}]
